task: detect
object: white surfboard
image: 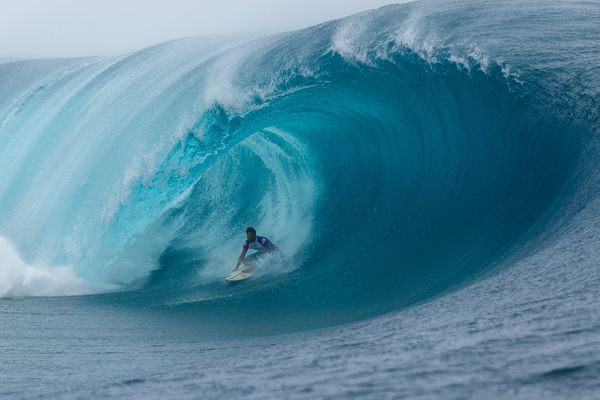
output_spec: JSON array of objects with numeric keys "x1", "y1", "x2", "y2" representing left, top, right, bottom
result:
[{"x1": 225, "y1": 269, "x2": 254, "y2": 282}]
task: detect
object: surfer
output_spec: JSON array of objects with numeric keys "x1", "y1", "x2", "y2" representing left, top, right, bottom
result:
[{"x1": 234, "y1": 227, "x2": 280, "y2": 271}]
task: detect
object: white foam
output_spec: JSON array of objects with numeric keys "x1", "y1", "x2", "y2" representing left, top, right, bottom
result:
[
  {"x1": 0, "y1": 236, "x2": 95, "y2": 298},
  {"x1": 328, "y1": 7, "x2": 522, "y2": 85},
  {"x1": 202, "y1": 50, "x2": 253, "y2": 113},
  {"x1": 330, "y1": 20, "x2": 371, "y2": 65},
  {"x1": 329, "y1": 11, "x2": 441, "y2": 66},
  {"x1": 391, "y1": 11, "x2": 441, "y2": 64}
]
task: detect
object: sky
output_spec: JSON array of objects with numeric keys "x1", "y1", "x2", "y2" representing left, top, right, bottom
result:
[{"x1": 0, "y1": 0, "x2": 399, "y2": 58}]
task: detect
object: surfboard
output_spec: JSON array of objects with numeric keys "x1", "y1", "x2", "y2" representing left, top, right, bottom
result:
[{"x1": 225, "y1": 269, "x2": 254, "y2": 282}]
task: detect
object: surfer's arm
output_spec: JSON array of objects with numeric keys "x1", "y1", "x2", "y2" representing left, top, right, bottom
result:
[{"x1": 235, "y1": 247, "x2": 248, "y2": 270}]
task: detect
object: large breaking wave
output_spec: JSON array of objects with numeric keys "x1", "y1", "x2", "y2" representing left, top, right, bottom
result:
[{"x1": 0, "y1": 0, "x2": 597, "y2": 333}]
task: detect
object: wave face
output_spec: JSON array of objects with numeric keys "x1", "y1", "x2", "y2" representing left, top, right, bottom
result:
[{"x1": 0, "y1": 1, "x2": 597, "y2": 333}]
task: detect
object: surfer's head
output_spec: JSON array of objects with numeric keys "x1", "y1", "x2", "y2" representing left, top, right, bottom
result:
[{"x1": 246, "y1": 227, "x2": 257, "y2": 241}]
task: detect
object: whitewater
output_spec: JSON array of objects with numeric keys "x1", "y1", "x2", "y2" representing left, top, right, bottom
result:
[{"x1": 1, "y1": 0, "x2": 599, "y2": 398}]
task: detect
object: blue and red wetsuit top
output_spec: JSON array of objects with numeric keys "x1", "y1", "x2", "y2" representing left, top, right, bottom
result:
[{"x1": 243, "y1": 236, "x2": 275, "y2": 252}]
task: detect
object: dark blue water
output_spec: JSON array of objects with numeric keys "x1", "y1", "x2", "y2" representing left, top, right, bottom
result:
[{"x1": 1, "y1": 1, "x2": 599, "y2": 398}]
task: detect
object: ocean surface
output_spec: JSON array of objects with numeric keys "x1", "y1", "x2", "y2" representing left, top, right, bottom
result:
[{"x1": 1, "y1": 1, "x2": 600, "y2": 398}]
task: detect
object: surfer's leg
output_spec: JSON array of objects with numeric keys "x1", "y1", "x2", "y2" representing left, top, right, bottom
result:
[
  {"x1": 243, "y1": 253, "x2": 259, "y2": 270},
  {"x1": 243, "y1": 252, "x2": 269, "y2": 270}
]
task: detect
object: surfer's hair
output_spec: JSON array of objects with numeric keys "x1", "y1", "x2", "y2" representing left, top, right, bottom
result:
[{"x1": 246, "y1": 227, "x2": 256, "y2": 234}]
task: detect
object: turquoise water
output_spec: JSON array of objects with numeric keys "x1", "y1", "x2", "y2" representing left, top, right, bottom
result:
[{"x1": 1, "y1": 1, "x2": 600, "y2": 398}]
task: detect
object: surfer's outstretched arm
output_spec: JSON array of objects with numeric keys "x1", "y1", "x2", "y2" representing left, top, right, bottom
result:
[{"x1": 235, "y1": 248, "x2": 248, "y2": 270}]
